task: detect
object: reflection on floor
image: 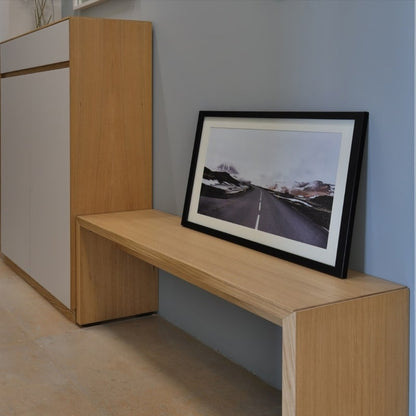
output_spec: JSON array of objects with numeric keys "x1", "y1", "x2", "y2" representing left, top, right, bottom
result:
[{"x1": 0, "y1": 259, "x2": 281, "y2": 415}]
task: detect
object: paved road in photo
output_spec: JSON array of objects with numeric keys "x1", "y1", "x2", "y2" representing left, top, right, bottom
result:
[{"x1": 198, "y1": 186, "x2": 328, "y2": 248}]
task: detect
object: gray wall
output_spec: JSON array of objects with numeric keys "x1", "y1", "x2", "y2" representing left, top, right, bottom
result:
[{"x1": 64, "y1": 0, "x2": 415, "y2": 413}]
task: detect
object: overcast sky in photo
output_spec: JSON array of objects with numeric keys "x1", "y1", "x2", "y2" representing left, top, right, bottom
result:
[{"x1": 204, "y1": 127, "x2": 342, "y2": 187}]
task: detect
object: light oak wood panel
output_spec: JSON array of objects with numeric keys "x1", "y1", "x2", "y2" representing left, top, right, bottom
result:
[
  {"x1": 69, "y1": 17, "x2": 153, "y2": 311},
  {"x1": 77, "y1": 209, "x2": 403, "y2": 325},
  {"x1": 282, "y1": 313, "x2": 297, "y2": 416},
  {"x1": 293, "y1": 289, "x2": 409, "y2": 416},
  {"x1": 1, "y1": 62, "x2": 69, "y2": 78},
  {"x1": 70, "y1": 17, "x2": 152, "y2": 214},
  {"x1": 77, "y1": 224, "x2": 158, "y2": 325}
]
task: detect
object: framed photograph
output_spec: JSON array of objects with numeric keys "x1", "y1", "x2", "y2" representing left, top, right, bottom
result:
[
  {"x1": 73, "y1": 0, "x2": 108, "y2": 10},
  {"x1": 182, "y1": 111, "x2": 368, "y2": 278}
]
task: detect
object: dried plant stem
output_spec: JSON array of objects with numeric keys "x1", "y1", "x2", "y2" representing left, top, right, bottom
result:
[{"x1": 34, "y1": 0, "x2": 54, "y2": 28}]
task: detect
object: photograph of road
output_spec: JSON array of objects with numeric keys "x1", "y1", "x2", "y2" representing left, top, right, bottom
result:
[{"x1": 197, "y1": 126, "x2": 342, "y2": 249}]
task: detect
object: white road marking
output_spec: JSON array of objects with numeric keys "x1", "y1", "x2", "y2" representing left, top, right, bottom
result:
[
  {"x1": 255, "y1": 214, "x2": 260, "y2": 230},
  {"x1": 255, "y1": 190, "x2": 263, "y2": 230}
]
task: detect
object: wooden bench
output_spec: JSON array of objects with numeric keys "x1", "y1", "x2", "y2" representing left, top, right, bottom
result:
[{"x1": 76, "y1": 208, "x2": 409, "y2": 416}]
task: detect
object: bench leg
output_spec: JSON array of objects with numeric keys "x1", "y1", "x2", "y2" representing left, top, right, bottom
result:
[
  {"x1": 282, "y1": 289, "x2": 409, "y2": 416},
  {"x1": 76, "y1": 224, "x2": 158, "y2": 325}
]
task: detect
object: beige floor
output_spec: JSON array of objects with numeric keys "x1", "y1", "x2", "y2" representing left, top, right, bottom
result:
[{"x1": 0, "y1": 259, "x2": 281, "y2": 416}]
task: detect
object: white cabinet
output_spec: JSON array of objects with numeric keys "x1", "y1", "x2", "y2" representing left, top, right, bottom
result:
[
  {"x1": 29, "y1": 70, "x2": 70, "y2": 308},
  {"x1": 0, "y1": 20, "x2": 69, "y2": 73},
  {"x1": 1, "y1": 76, "x2": 31, "y2": 273},
  {"x1": 1, "y1": 69, "x2": 71, "y2": 306},
  {"x1": 1, "y1": 17, "x2": 153, "y2": 320}
]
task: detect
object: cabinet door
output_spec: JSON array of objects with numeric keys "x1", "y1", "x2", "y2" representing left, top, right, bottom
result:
[
  {"x1": 1, "y1": 76, "x2": 31, "y2": 272},
  {"x1": 1, "y1": 69, "x2": 70, "y2": 307},
  {"x1": 0, "y1": 20, "x2": 69, "y2": 73},
  {"x1": 29, "y1": 69, "x2": 70, "y2": 308}
]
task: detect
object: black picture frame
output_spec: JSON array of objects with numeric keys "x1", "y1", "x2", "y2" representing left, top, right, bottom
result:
[{"x1": 182, "y1": 111, "x2": 368, "y2": 278}]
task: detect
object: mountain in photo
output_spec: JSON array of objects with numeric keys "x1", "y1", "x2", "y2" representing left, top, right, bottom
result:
[
  {"x1": 200, "y1": 164, "x2": 250, "y2": 198},
  {"x1": 268, "y1": 180, "x2": 334, "y2": 198},
  {"x1": 216, "y1": 162, "x2": 239, "y2": 176}
]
